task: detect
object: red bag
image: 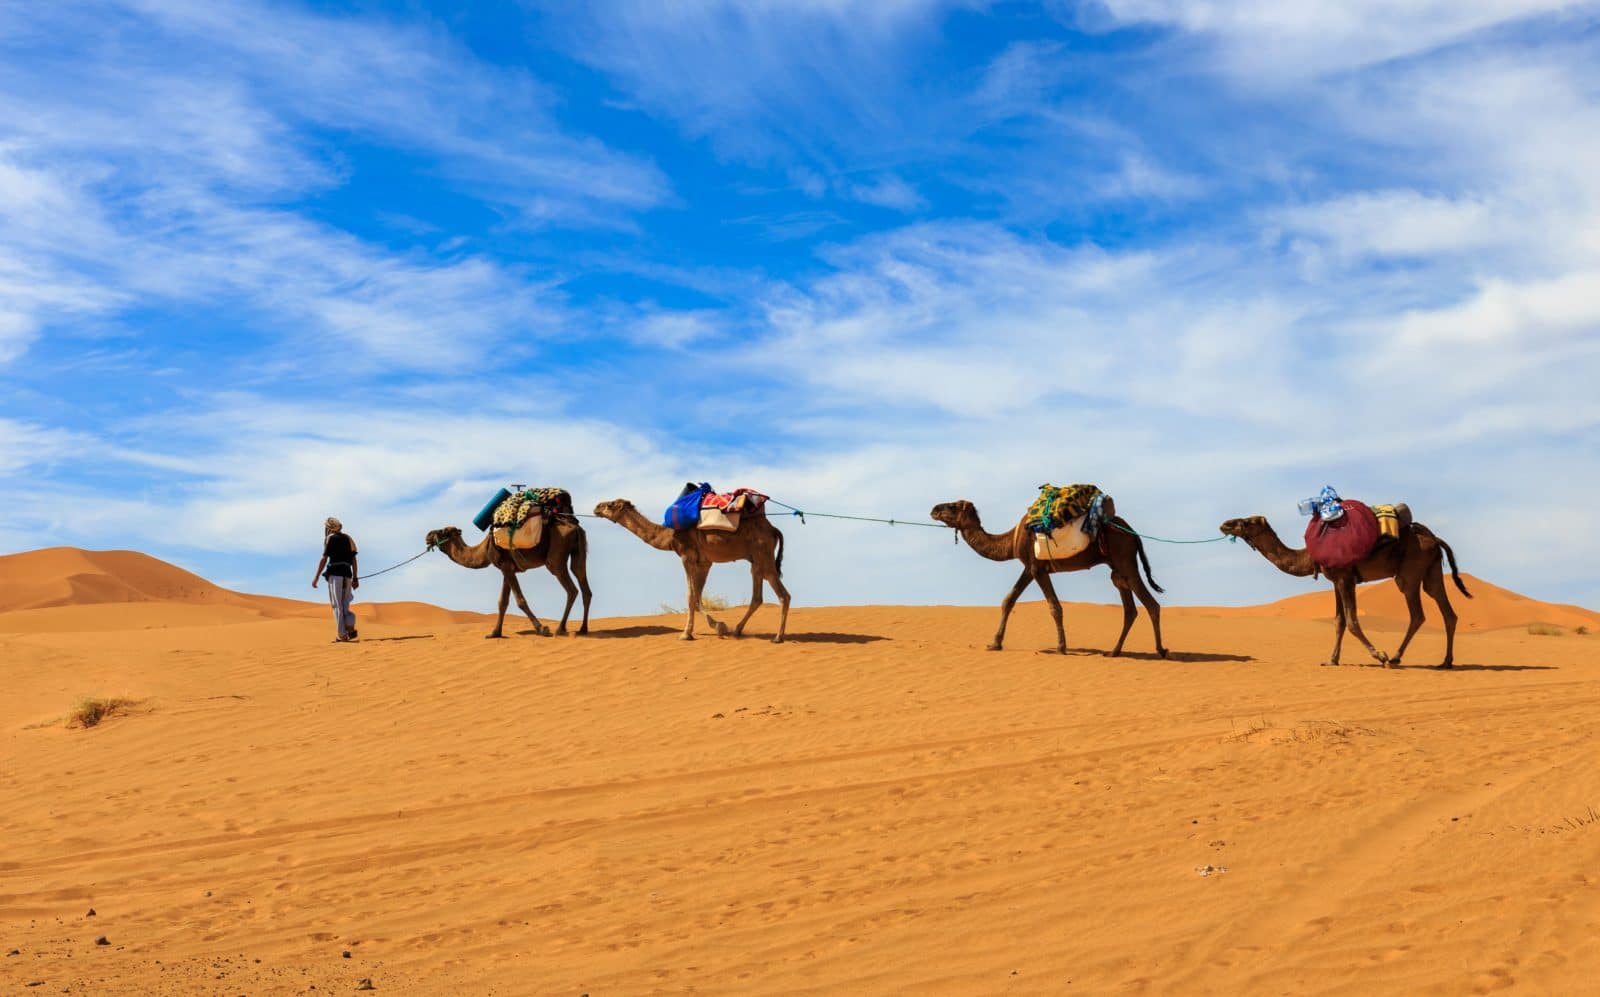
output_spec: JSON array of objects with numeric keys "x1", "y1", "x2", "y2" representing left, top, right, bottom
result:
[{"x1": 1304, "y1": 499, "x2": 1380, "y2": 570}]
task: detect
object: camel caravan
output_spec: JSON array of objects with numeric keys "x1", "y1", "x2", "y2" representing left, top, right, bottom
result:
[{"x1": 425, "y1": 481, "x2": 1470, "y2": 668}]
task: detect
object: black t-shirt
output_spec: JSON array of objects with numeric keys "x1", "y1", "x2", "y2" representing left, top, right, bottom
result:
[{"x1": 323, "y1": 533, "x2": 357, "y2": 578}]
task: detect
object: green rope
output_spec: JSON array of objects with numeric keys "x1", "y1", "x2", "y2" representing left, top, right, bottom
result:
[
  {"x1": 766, "y1": 499, "x2": 947, "y2": 530},
  {"x1": 1105, "y1": 520, "x2": 1236, "y2": 545}
]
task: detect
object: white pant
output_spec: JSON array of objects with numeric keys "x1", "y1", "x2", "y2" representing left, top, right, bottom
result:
[{"x1": 326, "y1": 575, "x2": 356, "y2": 638}]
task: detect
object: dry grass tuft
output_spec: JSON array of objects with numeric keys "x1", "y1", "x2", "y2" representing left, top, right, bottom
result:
[
  {"x1": 1228, "y1": 718, "x2": 1379, "y2": 745},
  {"x1": 659, "y1": 595, "x2": 731, "y2": 614},
  {"x1": 1577, "y1": 625, "x2": 1591, "y2": 636},
  {"x1": 1527, "y1": 622, "x2": 1565, "y2": 637},
  {"x1": 68, "y1": 697, "x2": 139, "y2": 729}
]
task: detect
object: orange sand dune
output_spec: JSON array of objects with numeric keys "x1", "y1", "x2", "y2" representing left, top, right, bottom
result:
[
  {"x1": 1189, "y1": 573, "x2": 1600, "y2": 633},
  {"x1": 0, "y1": 547, "x2": 489, "y2": 629},
  {"x1": 6, "y1": 551, "x2": 1600, "y2": 993}
]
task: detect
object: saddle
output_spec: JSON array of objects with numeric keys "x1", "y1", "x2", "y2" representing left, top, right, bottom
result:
[
  {"x1": 1026, "y1": 484, "x2": 1107, "y2": 561},
  {"x1": 1303, "y1": 498, "x2": 1379, "y2": 570},
  {"x1": 664, "y1": 484, "x2": 770, "y2": 532},
  {"x1": 487, "y1": 487, "x2": 572, "y2": 549}
]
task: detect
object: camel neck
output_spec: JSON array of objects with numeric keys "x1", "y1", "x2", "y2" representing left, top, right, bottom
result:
[
  {"x1": 1246, "y1": 520, "x2": 1318, "y2": 577},
  {"x1": 959, "y1": 515, "x2": 1018, "y2": 562},
  {"x1": 441, "y1": 535, "x2": 495, "y2": 569},
  {"x1": 615, "y1": 507, "x2": 677, "y2": 551}
]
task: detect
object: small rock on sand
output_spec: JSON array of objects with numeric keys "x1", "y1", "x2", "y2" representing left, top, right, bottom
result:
[
  {"x1": 356, "y1": 978, "x2": 375, "y2": 990},
  {"x1": 94, "y1": 936, "x2": 110, "y2": 946}
]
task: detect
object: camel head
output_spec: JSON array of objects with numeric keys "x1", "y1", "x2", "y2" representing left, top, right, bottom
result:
[
  {"x1": 425, "y1": 526, "x2": 462, "y2": 549},
  {"x1": 593, "y1": 498, "x2": 634, "y2": 522},
  {"x1": 1219, "y1": 516, "x2": 1270, "y2": 546},
  {"x1": 929, "y1": 500, "x2": 978, "y2": 530}
]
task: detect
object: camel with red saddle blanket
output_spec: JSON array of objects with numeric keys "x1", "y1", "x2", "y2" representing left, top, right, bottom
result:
[
  {"x1": 594, "y1": 489, "x2": 791, "y2": 643},
  {"x1": 1220, "y1": 493, "x2": 1471, "y2": 668}
]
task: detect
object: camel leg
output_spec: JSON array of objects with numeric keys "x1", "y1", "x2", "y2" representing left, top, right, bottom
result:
[
  {"x1": 1339, "y1": 576, "x2": 1389, "y2": 666},
  {"x1": 1036, "y1": 568, "x2": 1068, "y2": 655},
  {"x1": 1324, "y1": 585, "x2": 1347, "y2": 666},
  {"x1": 508, "y1": 573, "x2": 551, "y2": 637},
  {"x1": 546, "y1": 559, "x2": 579, "y2": 636},
  {"x1": 487, "y1": 573, "x2": 512, "y2": 639},
  {"x1": 990, "y1": 567, "x2": 1034, "y2": 651},
  {"x1": 1423, "y1": 557, "x2": 1459, "y2": 669},
  {"x1": 1130, "y1": 572, "x2": 1167, "y2": 659},
  {"x1": 731, "y1": 565, "x2": 764, "y2": 637},
  {"x1": 681, "y1": 561, "x2": 711, "y2": 641},
  {"x1": 767, "y1": 567, "x2": 792, "y2": 644},
  {"x1": 571, "y1": 544, "x2": 592, "y2": 635},
  {"x1": 701, "y1": 566, "x2": 730, "y2": 637},
  {"x1": 1390, "y1": 574, "x2": 1427, "y2": 666},
  {"x1": 1108, "y1": 577, "x2": 1137, "y2": 657}
]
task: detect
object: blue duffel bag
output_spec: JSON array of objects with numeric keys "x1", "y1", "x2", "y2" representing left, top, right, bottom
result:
[{"x1": 663, "y1": 482, "x2": 712, "y2": 529}]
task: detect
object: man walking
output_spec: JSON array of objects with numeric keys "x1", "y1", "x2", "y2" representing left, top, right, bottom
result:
[{"x1": 313, "y1": 516, "x2": 359, "y2": 641}]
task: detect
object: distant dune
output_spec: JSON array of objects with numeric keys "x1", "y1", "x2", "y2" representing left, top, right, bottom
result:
[
  {"x1": 0, "y1": 546, "x2": 490, "y2": 628},
  {"x1": 1181, "y1": 573, "x2": 1600, "y2": 633},
  {"x1": 3, "y1": 547, "x2": 1590, "y2": 635}
]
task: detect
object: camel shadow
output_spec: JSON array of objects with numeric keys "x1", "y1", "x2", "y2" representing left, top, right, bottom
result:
[
  {"x1": 366, "y1": 634, "x2": 435, "y2": 642},
  {"x1": 1053, "y1": 646, "x2": 1254, "y2": 663},
  {"x1": 781, "y1": 632, "x2": 890, "y2": 645},
  {"x1": 1396, "y1": 662, "x2": 1558, "y2": 672},
  {"x1": 589, "y1": 625, "x2": 680, "y2": 639}
]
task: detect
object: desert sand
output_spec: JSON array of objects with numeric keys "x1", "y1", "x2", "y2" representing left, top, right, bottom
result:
[{"x1": 4, "y1": 548, "x2": 1600, "y2": 994}]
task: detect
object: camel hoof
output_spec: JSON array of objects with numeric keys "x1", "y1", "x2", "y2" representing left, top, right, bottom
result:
[
  {"x1": 772, "y1": 635, "x2": 784, "y2": 644},
  {"x1": 1388, "y1": 657, "x2": 1402, "y2": 667},
  {"x1": 485, "y1": 633, "x2": 506, "y2": 640},
  {"x1": 679, "y1": 633, "x2": 695, "y2": 641},
  {"x1": 537, "y1": 626, "x2": 553, "y2": 637},
  {"x1": 555, "y1": 627, "x2": 569, "y2": 636},
  {"x1": 1436, "y1": 662, "x2": 1454, "y2": 670},
  {"x1": 1320, "y1": 660, "x2": 1339, "y2": 667},
  {"x1": 714, "y1": 622, "x2": 730, "y2": 638},
  {"x1": 1373, "y1": 651, "x2": 1391, "y2": 665},
  {"x1": 985, "y1": 642, "x2": 1003, "y2": 652},
  {"x1": 1157, "y1": 648, "x2": 1170, "y2": 659}
]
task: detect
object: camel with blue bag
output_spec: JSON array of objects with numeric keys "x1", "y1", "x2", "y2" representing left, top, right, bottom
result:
[
  {"x1": 592, "y1": 484, "x2": 790, "y2": 642},
  {"x1": 930, "y1": 485, "x2": 1169, "y2": 658},
  {"x1": 426, "y1": 486, "x2": 593, "y2": 639},
  {"x1": 1221, "y1": 488, "x2": 1472, "y2": 668}
]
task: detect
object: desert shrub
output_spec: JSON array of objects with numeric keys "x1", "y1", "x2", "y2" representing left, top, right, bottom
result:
[
  {"x1": 68, "y1": 697, "x2": 138, "y2": 729},
  {"x1": 1577, "y1": 626, "x2": 1590, "y2": 636},
  {"x1": 1527, "y1": 623, "x2": 1565, "y2": 637}
]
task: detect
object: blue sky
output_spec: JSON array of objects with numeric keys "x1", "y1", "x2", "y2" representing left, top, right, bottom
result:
[{"x1": 3, "y1": 0, "x2": 1598, "y2": 618}]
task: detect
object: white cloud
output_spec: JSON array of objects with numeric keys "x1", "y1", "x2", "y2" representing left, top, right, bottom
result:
[{"x1": 1077, "y1": 0, "x2": 1590, "y2": 79}]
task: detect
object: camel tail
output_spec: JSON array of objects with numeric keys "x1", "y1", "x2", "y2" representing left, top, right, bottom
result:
[
  {"x1": 1127, "y1": 522, "x2": 1164, "y2": 594},
  {"x1": 1439, "y1": 537, "x2": 1471, "y2": 598},
  {"x1": 774, "y1": 527, "x2": 785, "y2": 578}
]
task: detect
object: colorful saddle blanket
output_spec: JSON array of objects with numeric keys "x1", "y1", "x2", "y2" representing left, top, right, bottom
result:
[
  {"x1": 1026, "y1": 483, "x2": 1102, "y2": 534},
  {"x1": 1304, "y1": 498, "x2": 1380, "y2": 570},
  {"x1": 486, "y1": 488, "x2": 572, "y2": 549},
  {"x1": 704, "y1": 488, "x2": 769, "y2": 513}
]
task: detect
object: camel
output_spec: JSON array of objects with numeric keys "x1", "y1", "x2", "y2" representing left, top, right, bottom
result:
[
  {"x1": 593, "y1": 499, "x2": 791, "y2": 642},
  {"x1": 930, "y1": 497, "x2": 1167, "y2": 657},
  {"x1": 424, "y1": 518, "x2": 592, "y2": 639},
  {"x1": 1218, "y1": 514, "x2": 1471, "y2": 668}
]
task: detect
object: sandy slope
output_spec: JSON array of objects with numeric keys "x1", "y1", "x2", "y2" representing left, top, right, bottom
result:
[{"x1": 4, "y1": 552, "x2": 1600, "y2": 994}]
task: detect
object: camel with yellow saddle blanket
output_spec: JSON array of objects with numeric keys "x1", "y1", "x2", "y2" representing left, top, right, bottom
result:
[
  {"x1": 424, "y1": 487, "x2": 593, "y2": 639},
  {"x1": 931, "y1": 485, "x2": 1168, "y2": 658}
]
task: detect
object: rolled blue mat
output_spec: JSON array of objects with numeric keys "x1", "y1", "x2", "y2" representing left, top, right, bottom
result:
[{"x1": 472, "y1": 487, "x2": 512, "y2": 532}]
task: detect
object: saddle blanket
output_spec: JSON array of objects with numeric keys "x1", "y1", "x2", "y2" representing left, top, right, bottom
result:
[
  {"x1": 703, "y1": 488, "x2": 769, "y2": 513},
  {"x1": 1305, "y1": 498, "x2": 1379, "y2": 570},
  {"x1": 1027, "y1": 483, "x2": 1102, "y2": 534}
]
